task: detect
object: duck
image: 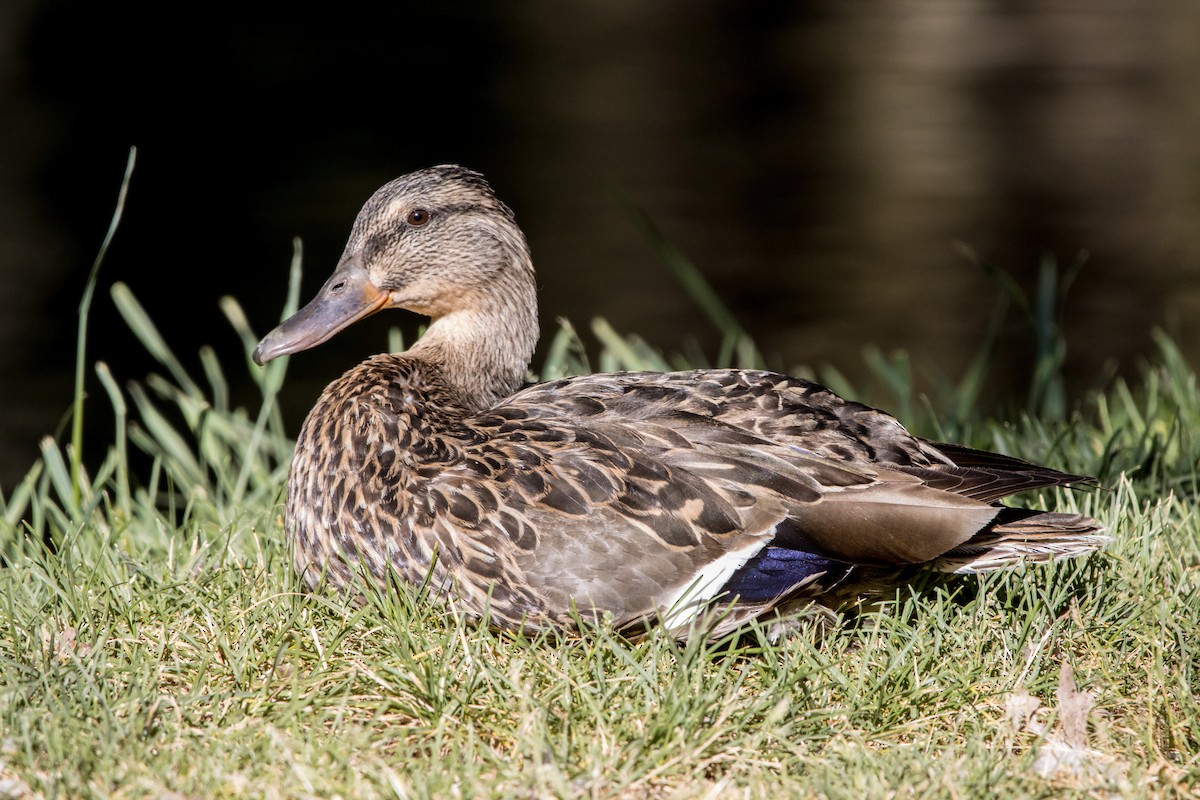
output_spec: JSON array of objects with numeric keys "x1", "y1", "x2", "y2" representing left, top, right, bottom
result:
[{"x1": 253, "y1": 164, "x2": 1107, "y2": 640}]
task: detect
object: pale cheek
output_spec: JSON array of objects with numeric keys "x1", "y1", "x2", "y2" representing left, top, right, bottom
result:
[{"x1": 391, "y1": 284, "x2": 478, "y2": 318}]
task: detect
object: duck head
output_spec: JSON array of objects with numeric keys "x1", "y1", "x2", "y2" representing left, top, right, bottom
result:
[{"x1": 253, "y1": 165, "x2": 537, "y2": 369}]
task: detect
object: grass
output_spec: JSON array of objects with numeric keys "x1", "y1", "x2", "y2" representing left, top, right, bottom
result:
[{"x1": 1, "y1": 181, "x2": 1199, "y2": 798}]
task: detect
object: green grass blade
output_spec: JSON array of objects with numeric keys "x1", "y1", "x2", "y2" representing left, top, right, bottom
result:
[
  {"x1": 94, "y1": 361, "x2": 130, "y2": 516},
  {"x1": 199, "y1": 346, "x2": 230, "y2": 415},
  {"x1": 126, "y1": 383, "x2": 207, "y2": 493},
  {"x1": 613, "y1": 190, "x2": 747, "y2": 342},
  {"x1": 111, "y1": 282, "x2": 202, "y2": 398},
  {"x1": 71, "y1": 147, "x2": 137, "y2": 507}
]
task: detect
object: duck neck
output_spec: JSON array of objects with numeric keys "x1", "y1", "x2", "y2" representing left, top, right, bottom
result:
[{"x1": 407, "y1": 267, "x2": 539, "y2": 411}]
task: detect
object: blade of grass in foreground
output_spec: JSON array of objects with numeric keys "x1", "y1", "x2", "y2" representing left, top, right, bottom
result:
[{"x1": 71, "y1": 147, "x2": 136, "y2": 507}]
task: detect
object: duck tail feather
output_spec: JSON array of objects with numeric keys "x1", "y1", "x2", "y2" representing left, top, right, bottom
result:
[{"x1": 928, "y1": 508, "x2": 1108, "y2": 574}]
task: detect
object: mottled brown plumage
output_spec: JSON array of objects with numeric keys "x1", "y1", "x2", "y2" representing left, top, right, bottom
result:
[{"x1": 254, "y1": 165, "x2": 1107, "y2": 640}]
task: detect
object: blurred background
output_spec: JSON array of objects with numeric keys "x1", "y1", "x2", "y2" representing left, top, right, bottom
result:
[{"x1": 1, "y1": 1, "x2": 1198, "y2": 491}]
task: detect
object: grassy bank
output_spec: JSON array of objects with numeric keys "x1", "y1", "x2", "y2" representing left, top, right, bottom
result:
[{"x1": 0, "y1": 168, "x2": 1197, "y2": 796}]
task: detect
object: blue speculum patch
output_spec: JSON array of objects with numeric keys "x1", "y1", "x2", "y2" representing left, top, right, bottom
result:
[{"x1": 722, "y1": 546, "x2": 846, "y2": 602}]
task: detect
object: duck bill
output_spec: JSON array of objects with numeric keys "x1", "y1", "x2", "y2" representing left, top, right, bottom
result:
[{"x1": 253, "y1": 262, "x2": 390, "y2": 365}]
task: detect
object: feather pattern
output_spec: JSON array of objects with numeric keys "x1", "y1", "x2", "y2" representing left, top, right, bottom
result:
[{"x1": 254, "y1": 165, "x2": 1107, "y2": 640}]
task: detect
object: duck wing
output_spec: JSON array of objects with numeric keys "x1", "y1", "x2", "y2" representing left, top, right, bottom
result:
[
  {"x1": 429, "y1": 369, "x2": 1043, "y2": 633},
  {"x1": 503, "y1": 370, "x2": 1096, "y2": 619}
]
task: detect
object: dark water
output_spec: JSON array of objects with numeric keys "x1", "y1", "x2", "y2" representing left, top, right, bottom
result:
[{"x1": 1, "y1": 1, "x2": 1197, "y2": 491}]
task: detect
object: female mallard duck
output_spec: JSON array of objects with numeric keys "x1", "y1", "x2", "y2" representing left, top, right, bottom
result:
[{"x1": 254, "y1": 165, "x2": 1106, "y2": 640}]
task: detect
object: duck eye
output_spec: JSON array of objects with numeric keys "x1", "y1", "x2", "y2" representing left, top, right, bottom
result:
[{"x1": 406, "y1": 208, "x2": 431, "y2": 227}]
